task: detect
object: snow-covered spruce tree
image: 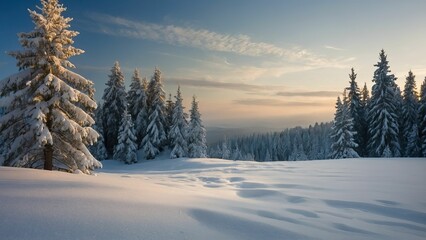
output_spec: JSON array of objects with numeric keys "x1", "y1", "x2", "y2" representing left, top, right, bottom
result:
[
  {"x1": 127, "y1": 69, "x2": 143, "y2": 121},
  {"x1": 113, "y1": 110, "x2": 138, "y2": 164},
  {"x1": 401, "y1": 71, "x2": 420, "y2": 157},
  {"x1": 89, "y1": 103, "x2": 108, "y2": 160},
  {"x1": 221, "y1": 138, "x2": 231, "y2": 159},
  {"x1": 141, "y1": 68, "x2": 166, "y2": 159},
  {"x1": 367, "y1": 50, "x2": 401, "y2": 157},
  {"x1": 135, "y1": 76, "x2": 149, "y2": 147},
  {"x1": 0, "y1": 0, "x2": 101, "y2": 173},
  {"x1": 169, "y1": 86, "x2": 188, "y2": 158},
  {"x1": 360, "y1": 82, "x2": 370, "y2": 156},
  {"x1": 102, "y1": 61, "x2": 127, "y2": 157},
  {"x1": 330, "y1": 96, "x2": 359, "y2": 159},
  {"x1": 346, "y1": 68, "x2": 363, "y2": 156},
  {"x1": 187, "y1": 96, "x2": 207, "y2": 158},
  {"x1": 165, "y1": 93, "x2": 175, "y2": 146},
  {"x1": 418, "y1": 77, "x2": 426, "y2": 157},
  {"x1": 231, "y1": 143, "x2": 243, "y2": 160}
]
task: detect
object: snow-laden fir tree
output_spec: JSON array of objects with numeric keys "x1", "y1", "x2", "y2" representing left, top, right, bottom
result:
[
  {"x1": 221, "y1": 138, "x2": 231, "y2": 159},
  {"x1": 102, "y1": 61, "x2": 127, "y2": 156},
  {"x1": 113, "y1": 110, "x2": 138, "y2": 164},
  {"x1": 418, "y1": 77, "x2": 426, "y2": 157},
  {"x1": 187, "y1": 96, "x2": 207, "y2": 158},
  {"x1": 361, "y1": 83, "x2": 370, "y2": 108},
  {"x1": 165, "y1": 93, "x2": 175, "y2": 145},
  {"x1": 0, "y1": 0, "x2": 101, "y2": 173},
  {"x1": 346, "y1": 68, "x2": 363, "y2": 156},
  {"x1": 169, "y1": 86, "x2": 188, "y2": 158},
  {"x1": 330, "y1": 96, "x2": 359, "y2": 159},
  {"x1": 127, "y1": 69, "x2": 144, "y2": 121},
  {"x1": 367, "y1": 50, "x2": 400, "y2": 157},
  {"x1": 401, "y1": 71, "x2": 420, "y2": 157},
  {"x1": 135, "y1": 76, "x2": 149, "y2": 147},
  {"x1": 360, "y1": 82, "x2": 370, "y2": 156},
  {"x1": 90, "y1": 103, "x2": 108, "y2": 160},
  {"x1": 141, "y1": 68, "x2": 166, "y2": 159},
  {"x1": 231, "y1": 143, "x2": 243, "y2": 160}
]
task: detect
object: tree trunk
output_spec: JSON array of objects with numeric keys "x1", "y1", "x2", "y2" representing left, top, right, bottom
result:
[
  {"x1": 44, "y1": 111, "x2": 53, "y2": 170},
  {"x1": 44, "y1": 144, "x2": 53, "y2": 170}
]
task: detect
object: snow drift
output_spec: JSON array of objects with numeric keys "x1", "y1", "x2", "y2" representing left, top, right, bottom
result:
[{"x1": 0, "y1": 158, "x2": 425, "y2": 240}]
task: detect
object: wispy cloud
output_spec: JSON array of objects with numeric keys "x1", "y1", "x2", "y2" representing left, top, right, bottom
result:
[
  {"x1": 166, "y1": 77, "x2": 277, "y2": 92},
  {"x1": 324, "y1": 45, "x2": 344, "y2": 51},
  {"x1": 86, "y1": 13, "x2": 342, "y2": 67},
  {"x1": 276, "y1": 91, "x2": 340, "y2": 98},
  {"x1": 233, "y1": 98, "x2": 328, "y2": 107}
]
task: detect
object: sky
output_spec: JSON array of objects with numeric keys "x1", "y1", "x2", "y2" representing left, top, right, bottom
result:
[{"x1": 1, "y1": 0, "x2": 425, "y2": 129}]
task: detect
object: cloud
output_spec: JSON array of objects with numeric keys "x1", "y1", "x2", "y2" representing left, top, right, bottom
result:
[
  {"x1": 276, "y1": 91, "x2": 341, "y2": 98},
  {"x1": 166, "y1": 78, "x2": 275, "y2": 92},
  {"x1": 233, "y1": 98, "x2": 327, "y2": 107},
  {"x1": 324, "y1": 45, "x2": 344, "y2": 51},
  {"x1": 86, "y1": 13, "x2": 339, "y2": 67}
]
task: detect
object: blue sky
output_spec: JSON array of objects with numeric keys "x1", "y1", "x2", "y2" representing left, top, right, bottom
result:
[{"x1": 1, "y1": 0, "x2": 425, "y2": 128}]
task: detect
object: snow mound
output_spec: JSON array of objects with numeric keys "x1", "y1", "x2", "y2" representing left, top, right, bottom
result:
[{"x1": 0, "y1": 158, "x2": 425, "y2": 240}]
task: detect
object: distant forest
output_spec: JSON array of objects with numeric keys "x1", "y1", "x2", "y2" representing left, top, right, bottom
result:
[{"x1": 210, "y1": 50, "x2": 426, "y2": 161}]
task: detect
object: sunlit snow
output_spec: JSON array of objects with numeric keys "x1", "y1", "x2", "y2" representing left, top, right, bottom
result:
[{"x1": 0, "y1": 157, "x2": 425, "y2": 240}]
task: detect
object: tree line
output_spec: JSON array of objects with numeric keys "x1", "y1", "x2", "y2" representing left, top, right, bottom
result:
[
  {"x1": 91, "y1": 62, "x2": 207, "y2": 164},
  {"x1": 331, "y1": 50, "x2": 426, "y2": 158},
  {"x1": 210, "y1": 50, "x2": 426, "y2": 161},
  {"x1": 0, "y1": 0, "x2": 207, "y2": 174}
]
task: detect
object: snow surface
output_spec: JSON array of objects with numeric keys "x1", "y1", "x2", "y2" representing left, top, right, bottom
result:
[{"x1": 0, "y1": 157, "x2": 425, "y2": 240}]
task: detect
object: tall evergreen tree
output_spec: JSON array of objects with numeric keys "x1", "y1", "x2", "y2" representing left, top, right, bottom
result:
[
  {"x1": 330, "y1": 96, "x2": 359, "y2": 159},
  {"x1": 169, "y1": 86, "x2": 188, "y2": 158},
  {"x1": 367, "y1": 50, "x2": 400, "y2": 157},
  {"x1": 346, "y1": 68, "x2": 363, "y2": 156},
  {"x1": 141, "y1": 68, "x2": 166, "y2": 159},
  {"x1": 127, "y1": 69, "x2": 143, "y2": 121},
  {"x1": 102, "y1": 61, "x2": 127, "y2": 157},
  {"x1": 401, "y1": 71, "x2": 420, "y2": 156},
  {"x1": 90, "y1": 103, "x2": 108, "y2": 160},
  {"x1": 113, "y1": 110, "x2": 138, "y2": 164},
  {"x1": 418, "y1": 77, "x2": 426, "y2": 157},
  {"x1": 135, "y1": 76, "x2": 149, "y2": 147},
  {"x1": 360, "y1": 83, "x2": 370, "y2": 156},
  {"x1": 361, "y1": 83, "x2": 370, "y2": 108},
  {"x1": 0, "y1": 0, "x2": 101, "y2": 173},
  {"x1": 221, "y1": 137, "x2": 231, "y2": 160},
  {"x1": 165, "y1": 93, "x2": 175, "y2": 146},
  {"x1": 187, "y1": 96, "x2": 207, "y2": 158}
]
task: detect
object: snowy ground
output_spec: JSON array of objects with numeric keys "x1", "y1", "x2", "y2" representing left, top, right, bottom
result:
[{"x1": 0, "y1": 157, "x2": 425, "y2": 240}]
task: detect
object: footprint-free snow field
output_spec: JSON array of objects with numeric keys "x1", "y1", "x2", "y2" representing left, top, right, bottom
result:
[{"x1": 0, "y1": 158, "x2": 425, "y2": 240}]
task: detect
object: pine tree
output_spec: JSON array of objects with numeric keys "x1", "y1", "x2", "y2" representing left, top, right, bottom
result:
[
  {"x1": 102, "y1": 61, "x2": 127, "y2": 157},
  {"x1": 345, "y1": 68, "x2": 363, "y2": 156},
  {"x1": 360, "y1": 83, "x2": 370, "y2": 156},
  {"x1": 135, "y1": 76, "x2": 149, "y2": 147},
  {"x1": 90, "y1": 103, "x2": 108, "y2": 160},
  {"x1": 127, "y1": 69, "x2": 143, "y2": 121},
  {"x1": 221, "y1": 138, "x2": 230, "y2": 159},
  {"x1": 361, "y1": 83, "x2": 370, "y2": 108},
  {"x1": 330, "y1": 96, "x2": 359, "y2": 159},
  {"x1": 231, "y1": 143, "x2": 243, "y2": 160},
  {"x1": 418, "y1": 77, "x2": 426, "y2": 157},
  {"x1": 0, "y1": 0, "x2": 101, "y2": 173},
  {"x1": 262, "y1": 149, "x2": 270, "y2": 161},
  {"x1": 113, "y1": 110, "x2": 138, "y2": 164},
  {"x1": 401, "y1": 71, "x2": 420, "y2": 156},
  {"x1": 169, "y1": 86, "x2": 188, "y2": 158},
  {"x1": 188, "y1": 96, "x2": 207, "y2": 158},
  {"x1": 141, "y1": 68, "x2": 166, "y2": 159},
  {"x1": 165, "y1": 93, "x2": 175, "y2": 146},
  {"x1": 367, "y1": 50, "x2": 400, "y2": 157}
]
